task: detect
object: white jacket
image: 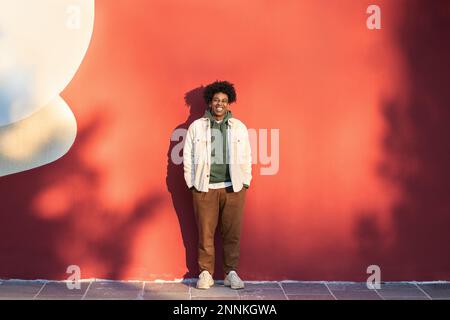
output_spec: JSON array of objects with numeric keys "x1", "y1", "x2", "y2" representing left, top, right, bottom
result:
[{"x1": 183, "y1": 116, "x2": 252, "y2": 192}]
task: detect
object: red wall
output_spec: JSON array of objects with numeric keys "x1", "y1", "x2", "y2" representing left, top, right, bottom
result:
[{"x1": 1, "y1": 0, "x2": 450, "y2": 281}]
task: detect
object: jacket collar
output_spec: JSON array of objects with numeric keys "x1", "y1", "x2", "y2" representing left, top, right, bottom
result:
[{"x1": 201, "y1": 117, "x2": 236, "y2": 127}]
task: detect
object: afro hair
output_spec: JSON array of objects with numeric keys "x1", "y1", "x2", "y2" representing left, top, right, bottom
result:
[{"x1": 203, "y1": 80, "x2": 237, "y2": 104}]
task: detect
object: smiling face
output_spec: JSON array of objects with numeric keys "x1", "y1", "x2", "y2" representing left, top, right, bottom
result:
[{"x1": 209, "y1": 92, "x2": 229, "y2": 120}]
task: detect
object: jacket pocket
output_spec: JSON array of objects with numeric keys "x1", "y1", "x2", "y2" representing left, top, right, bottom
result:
[
  {"x1": 193, "y1": 136, "x2": 208, "y2": 164},
  {"x1": 231, "y1": 135, "x2": 247, "y2": 165}
]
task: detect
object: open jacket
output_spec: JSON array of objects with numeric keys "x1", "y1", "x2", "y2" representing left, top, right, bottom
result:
[{"x1": 183, "y1": 114, "x2": 252, "y2": 192}]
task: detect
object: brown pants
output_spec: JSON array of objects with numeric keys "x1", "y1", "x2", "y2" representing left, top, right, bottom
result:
[{"x1": 192, "y1": 186, "x2": 247, "y2": 275}]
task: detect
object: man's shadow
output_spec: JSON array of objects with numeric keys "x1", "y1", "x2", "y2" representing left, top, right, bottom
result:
[
  {"x1": 166, "y1": 87, "x2": 227, "y2": 281},
  {"x1": 165, "y1": 87, "x2": 204, "y2": 280}
]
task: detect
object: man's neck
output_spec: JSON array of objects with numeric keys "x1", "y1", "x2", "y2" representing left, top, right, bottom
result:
[{"x1": 211, "y1": 109, "x2": 225, "y2": 121}]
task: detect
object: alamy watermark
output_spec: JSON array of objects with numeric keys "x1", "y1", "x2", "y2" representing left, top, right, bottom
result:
[
  {"x1": 66, "y1": 5, "x2": 81, "y2": 30},
  {"x1": 170, "y1": 128, "x2": 280, "y2": 175},
  {"x1": 66, "y1": 265, "x2": 81, "y2": 290},
  {"x1": 366, "y1": 265, "x2": 381, "y2": 290},
  {"x1": 366, "y1": 5, "x2": 381, "y2": 30}
]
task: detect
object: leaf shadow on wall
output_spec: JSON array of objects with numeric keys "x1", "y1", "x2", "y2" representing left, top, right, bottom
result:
[
  {"x1": 354, "y1": 0, "x2": 450, "y2": 280},
  {"x1": 0, "y1": 112, "x2": 164, "y2": 280}
]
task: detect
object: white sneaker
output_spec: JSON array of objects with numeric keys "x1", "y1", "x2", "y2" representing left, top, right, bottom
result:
[
  {"x1": 196, "y1": 270, "x2": 214, "y2": 289},
  {"x1": 224, "y1": 271, "x2": 245, "y2": 289}
]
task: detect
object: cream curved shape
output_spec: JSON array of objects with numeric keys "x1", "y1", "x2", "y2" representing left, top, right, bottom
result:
[
  {"x1": 0, "y1": 96, "x2": 77, "y2": 176},
  {"x1": 0, "y1": 0, "x2": 94, "y2": 176},
  {"x1": 0, "y1": 0, "x2": 95, "y2": 125}
]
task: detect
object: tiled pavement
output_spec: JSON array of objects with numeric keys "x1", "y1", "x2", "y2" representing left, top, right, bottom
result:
[{"x1": 0, "y1": 279, "x2": 449, "y2": 300}]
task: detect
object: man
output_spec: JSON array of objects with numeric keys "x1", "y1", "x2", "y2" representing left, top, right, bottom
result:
[{"x1": 183, "y1": 80, "x2": 252, "y2": 289}]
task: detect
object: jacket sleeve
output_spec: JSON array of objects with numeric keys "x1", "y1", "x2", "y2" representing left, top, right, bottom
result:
[
  {"x1": 242, "y1": 124, "x2": 252, "y2": 186},
  {"x1": 183, "y1": 123, "x2": 195, "y2": 189}
]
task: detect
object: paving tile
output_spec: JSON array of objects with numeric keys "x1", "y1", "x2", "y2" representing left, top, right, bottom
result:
[
  {"x1": 0, "y1": 280, "x2": 447, "y2": 300},
  {"x1": 385, "y1": 296, "x2": 430, "y2": 300},
  {"x1": 191, "y1": 296, "x2": 240, "y2": 300},
  {"x1": 327, "y1": 283, "x2": 375, "y2": 291},
  {"x1": 418, "y1": 283, "x2": 450, "y2": 299},
  {"x1": 240, "y1": 293, "x2": 287, "y2": 300},
  {"x1": 376, "y1": 283, "x2": 429, "y2": 300},
  {"x1": 236, "y1": 284, "x2": 286, "y2": 300},
  {"x1": 281, "y1": 282, "x2": 330, "y2": 295},
  {"x1": 84, "y1": 281, "x2": 142, "y2": 300},
  {"x1": 191, "y1": 285, "x2": 239, "y2": 298},
  {"x1": 0, "y1": 281, "x2": 45, "y2": 300},
  {"x1": 287, "y1": 294, "x2": 335, "y2": 300},
  {"x1": 237, "y1": 287, "x2": 284, "y2": 296},
  {"x1": 143, "y1": 292, "x2": 191, "y2": 300},
  {"x1": 35, "y1": 281, "x2": 90, "y2": 300},
  {"x1": 243, "y1": 283, "x2": 283, "y2": 290},
  {"x1": 327, "y1": 283, "x2": 381, "y2": 300},
  {"x1": 333, "y1": 292, "x2": 382, "y2": 300},
  {"x1": 144, "y1": 282, "x2": 191, "y2": 293}
]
